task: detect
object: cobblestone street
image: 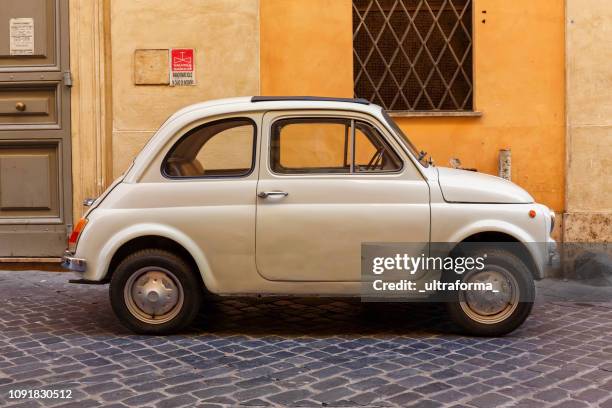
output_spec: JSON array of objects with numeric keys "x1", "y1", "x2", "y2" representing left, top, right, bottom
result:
[{"x1": 0, "y1": 271, "x2": 611, "y2": 408}]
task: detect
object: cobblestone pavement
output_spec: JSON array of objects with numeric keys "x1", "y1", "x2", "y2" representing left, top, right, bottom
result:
[{"x1": 0, "y1": 271, "x2": 611, "y2": 408}]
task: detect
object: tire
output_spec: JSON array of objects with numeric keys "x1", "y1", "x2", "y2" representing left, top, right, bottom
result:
[
  {"x1": 109, "y1": 249, "x2": 202, "y2": 334},
  {"x1": 444, "y1": 245, "x2": 535, "y2": 336}
]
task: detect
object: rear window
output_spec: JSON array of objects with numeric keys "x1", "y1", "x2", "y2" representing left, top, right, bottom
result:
[{"x1": 162, "y1": 118, "x2": 256, "y2": 178}]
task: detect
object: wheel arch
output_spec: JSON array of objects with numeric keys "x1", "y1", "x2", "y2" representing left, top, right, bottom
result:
[
  {"x1": 93, "y1": 224, "x2": 216, "y2": 290},
  {"x1": 451, "y1": 230, "x2": 543, "y2": 280}
]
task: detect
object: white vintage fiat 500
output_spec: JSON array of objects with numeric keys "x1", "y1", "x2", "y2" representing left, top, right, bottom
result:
[{"x1": 63, "y1": 96, "x2": 555, "y2": 336}]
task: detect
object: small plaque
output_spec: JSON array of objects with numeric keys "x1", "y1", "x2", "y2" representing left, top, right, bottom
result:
[{"x1": 134, "y1": 49, "x2": 170, "y2": 85}]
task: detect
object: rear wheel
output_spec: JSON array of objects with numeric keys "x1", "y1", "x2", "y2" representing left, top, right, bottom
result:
[
  {"x1": 445, "y1": 246, "x2": 535, "y2": 336},
  {"x1": 109, "y1": 249, "x2": 202, "y2": 334}
]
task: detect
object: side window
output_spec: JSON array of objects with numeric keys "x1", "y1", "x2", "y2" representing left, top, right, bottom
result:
[
  {"x1": 270, "y1": 118, "x2": 402, "y2": 175},
  {"x1": 163, "y1": 118, "x2": 255, "y2": 178},
  {"x1": 271, "y1": 119, "x2": 351, "y2": 174},
  {"x1": 354, "y1": 122, "x2": 402, "y2": 172}
]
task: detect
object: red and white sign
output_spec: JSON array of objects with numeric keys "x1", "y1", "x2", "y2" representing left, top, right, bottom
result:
[{"x1": 170, "y1": 48, "x2": 195, "y2": 86}]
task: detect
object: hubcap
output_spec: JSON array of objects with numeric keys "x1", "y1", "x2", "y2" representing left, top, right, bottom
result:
[
  {"x1": 124, "y1": 268, "x2": 184, "y2": 324},
  {"x1": 459, "y1": 267, "x2": 519, "y2": 325}
]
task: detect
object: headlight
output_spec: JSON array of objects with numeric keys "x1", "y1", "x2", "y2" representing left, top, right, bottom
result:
[{"x1": 549, "y1": 210, "x2": 555, "y2": 234}]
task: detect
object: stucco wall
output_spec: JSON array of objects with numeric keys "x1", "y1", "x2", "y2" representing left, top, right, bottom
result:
[
  {"x1": 259, "y1": 0, "x2": 566, "y2": 215},
  {"x1": 260, "y1": 0, "x2": 354, "y2": 98},
  {"x1": 109, "y1": 0, "x2": 260, "y2": 177},
  {"x1": 564, "y1": 0, "x2": 612, "y2": 242}
]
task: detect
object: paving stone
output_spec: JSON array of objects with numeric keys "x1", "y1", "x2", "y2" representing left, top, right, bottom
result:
[
  {"x1": 460, "y1": 382, "x2": 493, "y2": 396},
  {"x1": 241, "y1": 398, "x2": 271, "y2": 406},
  {"x1": 574, "y1": 387, "x2": 609, "y2": 403},
  {"x1": 348, "y1": 391, "x2": 379, "y2": 405},
  {"x1": 156, "y1": 394, "x2": 198, "y2": 408},
  {"x1": 266, "y1": 389, "x2": 312, "y2": 405},
  {"x1": 164, "y1": 380, "x2": 207, "y2": 394},
  {"x1": 349, "y1": 377, "x2": 389, "y2": 391},
  {"x1": 431, "y1": 389, "x2": 467, "y2": 403},
  {"x1": 234, "y1": 384, "x2": 282, "y2": 401},
  {"x1": 468, "y1": 392, "x2": 512, "y2": 408},
  {"x1": 512, "y1": 398, "x2": 546, "y2": 408},
  {"x1": 533, "y1": 388, "x2": 568, "y2": 402},
  {"x1": 413, "y1": 381, "x2": 451, "y2": 395},
  {"x1": 388, "y1": 391, "x2": 421, "y2": 405},
  {"x1": 311, "y1": 386, "x2": 354, "y2": 403},
  {"x1": 551, "y1": 400, "x2": 589, "y2": 408},
  {"x1": 405, "y1": 399, "x2": 443, "y2": 408},
  {"x1": 99, "y1": 388, "x2": 136, "y2": 402},
  {"x1": 192, "y1": 385, "x2": 237, "y2": 399},
  {"x1": 121, "y1": 391, "x2": 165, "y2": 406},
  {"x1": 82, "y1": 381, "x2": 122, "y2": 394},
  {"x1": 311, "y1": 376, "x2": 349, "y2": 391},
  {"x1": 398, "y1": 375, "x2": 433, "y2": 388}
]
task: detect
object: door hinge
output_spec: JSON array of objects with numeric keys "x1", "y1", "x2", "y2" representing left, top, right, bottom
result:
[{"x1": 63, "y1": 71, "x2": 73, "y2": 87}]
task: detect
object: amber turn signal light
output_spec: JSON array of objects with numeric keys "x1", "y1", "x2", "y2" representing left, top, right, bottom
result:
[{"x1": 68, "y1": 218, "x2": 88, "y2": 252}]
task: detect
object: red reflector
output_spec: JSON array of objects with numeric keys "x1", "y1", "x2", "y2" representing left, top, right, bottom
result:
[{"x1": 529, "y1": 210, "x2": 536, "y2": 218}]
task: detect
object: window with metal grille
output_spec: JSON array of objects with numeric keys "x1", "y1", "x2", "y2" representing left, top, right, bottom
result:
[{"x1": 353, "y1": 0, "x2": 473, "y2": 112}]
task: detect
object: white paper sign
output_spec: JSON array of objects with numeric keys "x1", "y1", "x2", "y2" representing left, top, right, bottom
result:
[{"x1": 10, "y1": 18, "x2": 35, "y2": 56}]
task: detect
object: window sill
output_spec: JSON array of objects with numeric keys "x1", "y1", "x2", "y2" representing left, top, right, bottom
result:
[{"x1": 387, "y1": 111, "x2": 483, "y2": 118}]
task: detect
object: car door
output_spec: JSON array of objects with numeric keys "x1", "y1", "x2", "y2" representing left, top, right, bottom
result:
[
  {"x1": 152, "y1": 114, "x2": 260, "y2": 289},
  {"x1": 255, "y1": 110, "x2": 430, "y2": 282}
]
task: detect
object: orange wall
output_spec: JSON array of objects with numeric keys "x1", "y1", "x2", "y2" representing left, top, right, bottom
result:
[
  {"x1": 260, "y1": 0, "x2": 354, "y2": 97},
  {"x1": 259, "y1": 0, "x2": 565, "y2": 212}
]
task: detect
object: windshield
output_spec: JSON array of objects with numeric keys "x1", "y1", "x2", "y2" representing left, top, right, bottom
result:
[{"x1": 381, "y1": 110, "x2": 429, "y2": 167}]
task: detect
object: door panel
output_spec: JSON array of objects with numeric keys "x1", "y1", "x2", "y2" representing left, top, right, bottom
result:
[
  {"x1": 0, "y1": 0, "x2": 70, "y2": 257},
  {"x1": 0, "y1": 144, "x2": 59, "y2": 217},
  {"x1": 0, "y1": 83, "x2": 58, "y2": 125},
  {"x1": 255, "y1": 111, "x2": 430, "y2": 282},
  {"x1": 0, "y1": 0, "x2": 56, "y2": 68}
]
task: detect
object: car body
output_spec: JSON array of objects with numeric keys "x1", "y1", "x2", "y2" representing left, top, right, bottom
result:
[{"x1": 63, "y1": 96, "x2": 556, "y2": 335}]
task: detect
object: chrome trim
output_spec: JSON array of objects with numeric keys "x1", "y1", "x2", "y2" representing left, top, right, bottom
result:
[{"x1": 62, "y1": 250, "x2": 87, "y2": 272}]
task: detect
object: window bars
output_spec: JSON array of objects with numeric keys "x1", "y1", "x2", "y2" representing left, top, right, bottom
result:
[{"x1": 353, "y1": 0, "x2": 473, "y2": 111}]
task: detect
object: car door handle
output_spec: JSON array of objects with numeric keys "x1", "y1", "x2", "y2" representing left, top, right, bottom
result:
[{"x1": 257, "y1": 191, "x2": 289, "y2": 198}]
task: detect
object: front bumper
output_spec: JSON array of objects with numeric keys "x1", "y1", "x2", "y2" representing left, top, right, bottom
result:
[{"x1": 61, "y1": 250, "x2": 87, "y2": 272}]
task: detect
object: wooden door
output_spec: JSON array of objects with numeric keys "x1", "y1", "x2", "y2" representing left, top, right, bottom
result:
[{"x1": 0, "y1": 0, "x2": 72, "y2": 256}]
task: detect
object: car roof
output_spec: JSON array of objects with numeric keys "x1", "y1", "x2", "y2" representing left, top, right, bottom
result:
[
  {"x1": 163, "y1": 96, "x2": 382, "y2": 125},
  {"x1": 250, "y1": 96, "x2": 371, "y2": 105}
]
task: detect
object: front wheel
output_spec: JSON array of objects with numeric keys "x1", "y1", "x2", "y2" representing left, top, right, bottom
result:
[
  {"x1": 109, "y1": 249, "x2": 202, "y2": 334},
  {"x1": 445, "y1": 246, "x2": 535, "y2": 336}
]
